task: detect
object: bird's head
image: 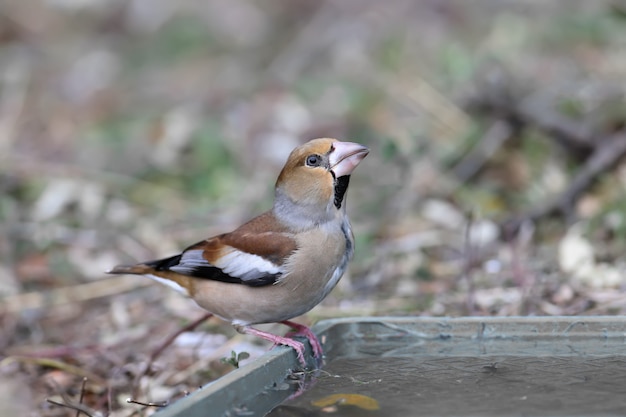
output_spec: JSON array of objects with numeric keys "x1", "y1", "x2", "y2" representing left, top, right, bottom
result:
[{"x1": 274, "y1": 138, "x2": 369, "y2": 228}]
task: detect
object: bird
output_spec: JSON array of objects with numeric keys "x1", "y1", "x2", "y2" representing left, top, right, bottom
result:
[{"x1": 108, "y1": 138, "x2": 369, "y2": 367}]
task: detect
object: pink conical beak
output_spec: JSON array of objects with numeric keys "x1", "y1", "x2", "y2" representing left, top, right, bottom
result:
[{"x1": 329, "y1": 141, "x2": 369, "y2": 177}]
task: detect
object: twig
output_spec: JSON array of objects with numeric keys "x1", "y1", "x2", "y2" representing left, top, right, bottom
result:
[
  {"x1": 93, "y1": 381, "x2": 113, "y2": 416},
  {"x1": 147, "y1": 312, "x2": 214, "y2": 366},
  {"x1": 556, "y1": 133, "x2": 626, "y2": 213},
  {"x1": 467, "y1": 79, "x2": 626, "y2": 229},
  {"x1": 466, "y1": 86, "x2": 596, "y2": 152},
  {"x1": 162, "y1": 335, "x2": 243, "y2": 386},
  {"x1": 126, "y1": 398, "x2": 168, "y2": 407},
  {"x1": 47, "y1": 399, "x2": 99, "y2": 417},
  {"x1": 107, "y1": 383, "x2": 113, "y2": 416},
  {"x1": 1, "y1": 356, "x2": 106, "y2": 385},
  {"x1": 462, "y1": 212, "x2": 476, "y2": 315},
  {"x1": 132, "y1": 312, "x2": 213, "y2": 398},
  {"x1": 507, "y1": 221, "x2": 536, "y2": 315},
  {"x1": 504, "y1": 133, "x2": 626, "y2": 229},
  {"x1": 47, "y1": 379, "x2": 100, "y2": 417},
  {"x1": 0, "y1": 55, "x2": 29, "y2": 153},
  {"x1": 452, "y1": 120, "x2": 514, "y2": 183},
  {"x1": 0, "y1": 275, "x2": 151, "y2": 313},
  {"x1": 517, "y1": 95, "x2": 597, "y2": 151},
  {"x1": 76, "y1": 377, "x2": 87, "y2": 417}
]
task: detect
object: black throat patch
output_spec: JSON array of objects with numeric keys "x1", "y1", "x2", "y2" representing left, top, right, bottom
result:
[{"x1": 334, "y1": 175, "x2": 350, "y2": 209}]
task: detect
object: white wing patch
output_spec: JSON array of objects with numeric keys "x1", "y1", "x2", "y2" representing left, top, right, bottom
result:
[
  {"x1": 170, "y1": 249, "x2": 209, "y2": 275},
  {"x1": 169, "y1": 248, "x2": 283, "y2": 283},
  {"x1": 216, "y1": 249, "x2": 283, "y2": 281},
  {"x1": 146, "y1": 274, "x2": 190, "y2": 296}
]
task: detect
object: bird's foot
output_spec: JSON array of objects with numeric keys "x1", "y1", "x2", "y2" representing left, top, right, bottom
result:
[
  {"x1": 238, "y1": 325, "x2": 307, "y2": 367},
  {"x1": 281, "y1": 320, "x2": 323, "y2": 360}
]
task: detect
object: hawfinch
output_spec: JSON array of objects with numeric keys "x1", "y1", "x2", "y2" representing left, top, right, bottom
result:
[{"x1": 108, "y1": 138, "x2": 368, "y2": 366}]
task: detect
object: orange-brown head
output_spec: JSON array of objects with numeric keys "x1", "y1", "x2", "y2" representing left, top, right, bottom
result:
[{"x1": 274, "y1": 138, "x2": 368, "y2": 228}]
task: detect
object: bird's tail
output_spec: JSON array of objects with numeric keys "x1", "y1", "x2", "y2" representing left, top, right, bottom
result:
[
  {"x1": 106, "y1": 264, "x2": 152, "y2": 275},
  {"x1": 107, "y1": 254, "x2": 182, "y2": 275}
]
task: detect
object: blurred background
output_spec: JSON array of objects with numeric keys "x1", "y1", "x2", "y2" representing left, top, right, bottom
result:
[{"x1": 1, "y1": 0, "x2": 626, "y2": 415}]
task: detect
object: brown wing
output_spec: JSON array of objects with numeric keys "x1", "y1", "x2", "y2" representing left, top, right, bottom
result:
[{"x1": 140, "y1": 212, "x2": 298, "y2": 287}]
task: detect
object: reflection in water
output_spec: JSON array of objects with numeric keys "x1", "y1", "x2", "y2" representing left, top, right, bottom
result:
[{"x1": 268, "y1": 355, "x2": 626, "y2": 417}]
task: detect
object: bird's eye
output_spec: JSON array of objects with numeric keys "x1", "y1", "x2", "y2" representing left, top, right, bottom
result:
[{"x1": 306, "y1": 154, "x2": 321, "y2": 167}]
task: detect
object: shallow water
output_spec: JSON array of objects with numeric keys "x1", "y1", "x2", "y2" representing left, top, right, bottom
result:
[{"x1": 269, "y1": 354, "x2": 626, "y2": 416}]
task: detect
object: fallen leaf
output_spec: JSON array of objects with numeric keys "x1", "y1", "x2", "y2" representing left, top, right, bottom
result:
[{"x1": 312, "y1": 393, "x2": 380, "y2": 411}]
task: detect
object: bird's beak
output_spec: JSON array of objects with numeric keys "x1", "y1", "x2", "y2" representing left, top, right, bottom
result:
[{"x1": 329, "y1": 141, "x2": 369, "y2": 177}]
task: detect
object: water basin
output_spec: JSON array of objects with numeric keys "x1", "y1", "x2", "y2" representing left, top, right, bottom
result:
[{"x1": 157, "y1": 317, "x2": 626, "y2": 417}]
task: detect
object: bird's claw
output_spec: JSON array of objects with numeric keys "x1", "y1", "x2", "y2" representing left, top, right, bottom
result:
[
  {"x1": 281, "y1": 320, "x2": 324, "y2": 364},
  {"x1": 274, "y1": 338, "x2": 307, "y2": 367}
]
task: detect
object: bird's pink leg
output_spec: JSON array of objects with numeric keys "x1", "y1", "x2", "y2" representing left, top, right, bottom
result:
[
  {"x1": 237, "y1": 325, "x2": 307, "y2": 366},
  {"x1": 281, "y1": 320, "x2": 323, "y2": 359}
]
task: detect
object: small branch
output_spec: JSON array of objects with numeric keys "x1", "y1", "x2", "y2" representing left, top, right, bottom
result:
[
  {"x1": 466, "y1": 87, "x2": 596, "y2": 153},
  {"x1": 132, "y1": 312, "x2": 213, "y2": 398},
  {"x1": 462, "y1": 212, "x2": 476, "y2": 315},
  {"x1": 46, "y1": 399, "x2": 99, "y2": 417},
  {"x1": 107, "y1": 384, "x2": 113, "y2": 416},
  {"x1": 503, "y1": 133, "x2": 626, "y2": 230},
  {"x1": 126, "y1": 398, "x2": 168, "y2": 407},
  {"x1": 558, "y1": 133, "x2": 626, "y2": 211},
  {"x1": 147, "y1": 312, "x2": 214, "y2": 366},
  {"x1": 516, "y1": 96, "x2": 596, "y2": 151},
  {"x1": 467, "y1": 79, "x2": 626, "y2": 230},
  {"x1": 453, "y1": 120, "x2": 514, "y2": 183},
  {"x1": 0, "y1": 275, "x2": 151, "y2": 313},
  {"x1": 1, "y1": 356, "x2": 106, "y2": 386},
  {"x1": 94, "y1": 382, "x2": 113, "y2": 416},
  {"x1": 75, "y1": 377, "x2": 88, "y2": 417}
]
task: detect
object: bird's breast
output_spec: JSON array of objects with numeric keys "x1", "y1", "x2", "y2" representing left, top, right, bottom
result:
[{"x1": 281, "y1": 219, "x2": 353, "y2": 302}]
